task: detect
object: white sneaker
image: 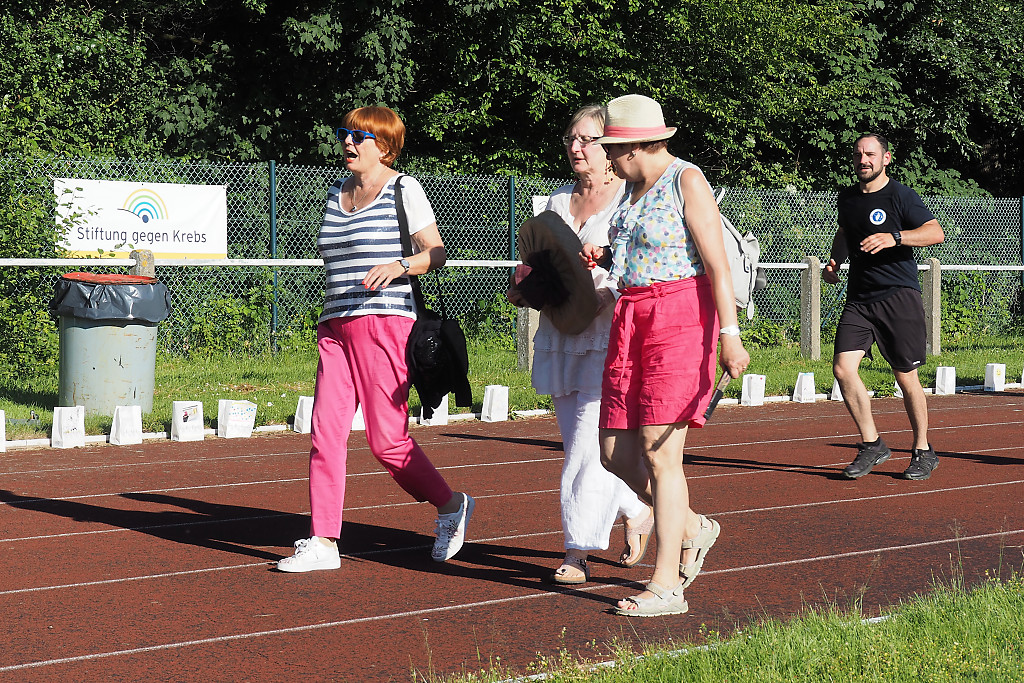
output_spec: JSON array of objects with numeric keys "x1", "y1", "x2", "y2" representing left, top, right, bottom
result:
[
  {"x1": 432, "y1": 492, "x2": 475, "y2": 562},
  {"x1": 277, "y1": 537, "x2": 341, "y2": 573}
]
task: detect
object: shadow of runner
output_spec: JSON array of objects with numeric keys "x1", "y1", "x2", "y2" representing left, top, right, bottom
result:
[
  {"x1": 440, "y1": 432, "x2": 563, "y2": 451},
  {"x1": 0, "y1": 489, "x2": 308, "y2": 561},
  {"x1": 685, "y1": 451, "x2": 849, "y2": 480},
  {"x1": 823, "y1": 444, "x2": 1024, "y2": 478}
]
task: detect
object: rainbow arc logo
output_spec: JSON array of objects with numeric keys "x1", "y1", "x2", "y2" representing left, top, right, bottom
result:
[{"x1": 120, "y1": 189, "x2": 169, "y2": 223}]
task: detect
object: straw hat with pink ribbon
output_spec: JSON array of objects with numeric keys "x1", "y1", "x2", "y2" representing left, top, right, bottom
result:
[{"x1": 593, "y1": 94, "x2": 677, "y2": 145}]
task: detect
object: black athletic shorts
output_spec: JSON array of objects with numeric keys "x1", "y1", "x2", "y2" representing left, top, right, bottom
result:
[{"x1": 834, "y1": 287, "x2": 926, "y2": 373}]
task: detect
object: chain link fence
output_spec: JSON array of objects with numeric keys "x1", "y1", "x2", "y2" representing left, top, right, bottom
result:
[
  {"x1": 719, "y1": 188, "x2": 1024, "y2": 333},
  {"x1": 2, "y1": 156, "x2": 1022, "y2": 355}
]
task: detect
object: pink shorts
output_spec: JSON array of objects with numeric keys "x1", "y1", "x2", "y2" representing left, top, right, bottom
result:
[{"x1": 600, "y1": 276, "x2": 719, "y2": 430}]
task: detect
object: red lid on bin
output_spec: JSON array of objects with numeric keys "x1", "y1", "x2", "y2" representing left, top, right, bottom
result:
[{"x1": 62, "y1": 272, "x2": 158, "y2": 285}]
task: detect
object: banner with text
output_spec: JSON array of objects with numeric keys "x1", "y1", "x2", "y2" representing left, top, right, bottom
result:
[{"x1": 54, "y1": 179, "x2": 228, "y2": 258}]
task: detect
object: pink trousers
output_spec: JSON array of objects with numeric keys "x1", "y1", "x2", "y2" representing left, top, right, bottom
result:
[{"x1": 309, "y1": 315, "x2": 454, "y2": 538}]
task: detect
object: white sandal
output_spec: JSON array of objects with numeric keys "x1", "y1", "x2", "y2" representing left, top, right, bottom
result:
[
  {"x1": 680, "y1": 515, "x2": 721, "y2": 588},
  {"x1": 614, "y1": 580, "x2": 688, "y2": 617}
]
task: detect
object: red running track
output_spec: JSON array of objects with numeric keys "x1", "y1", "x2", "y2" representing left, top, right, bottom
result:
[{"x1": 1, "y1": 391, "x2": 1022, "y2": 681}]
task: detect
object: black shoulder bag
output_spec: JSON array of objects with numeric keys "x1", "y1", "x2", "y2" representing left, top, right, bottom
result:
[{"x1": 394, "y1": 176, "x2": 472, "y2": 419}]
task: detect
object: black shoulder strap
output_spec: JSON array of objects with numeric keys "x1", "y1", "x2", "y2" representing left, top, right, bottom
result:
[{"x1": 394, "y1": 174, "x2": 437, "y2": 317}]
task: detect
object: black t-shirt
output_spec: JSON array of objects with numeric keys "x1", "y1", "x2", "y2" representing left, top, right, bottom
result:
[{"x1": 837, "y1": 179, "x2": 935, "y2": 303}]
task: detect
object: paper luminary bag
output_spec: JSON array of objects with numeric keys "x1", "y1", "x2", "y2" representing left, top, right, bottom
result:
[
  {"x1": 481, "y1": 385, "x2": 509, "y2": 422},
  {"x1": 984, "y1": 363, "x2": 1006, "y2": 392},
  {"x1": 830, "y1": 379, "x2": 844, "y2": 401},
  {"x1": 110, "y1": 405, "x2": 144, "y2": 446},
  {"x1": 934, "y1": 366, "x2": 956, "y2": 395},
  {"x1": 420, "y1": 393, "x2": 449, "y2": 426},
  {"x1": 216, "y1": 399, "x2": 257, "y2": 439},
  {"x1": 293, "y1": 396, "x2": 314, "y2": 434},
  {"x1": 351, "y1": 405, "x2": 365, "y2": 432},
  {"x1": 792, "y1": 372, "x2": 816, "y2": 403},
  {"x1": 52, "y1": 406, "x2": 86, "y2": 448},
  {"x1": 740, "y1": 374, "x2": 766, "y2": 407},
  {"x1": 171, "y1": 401, "x2": 205, "y2": 442}
]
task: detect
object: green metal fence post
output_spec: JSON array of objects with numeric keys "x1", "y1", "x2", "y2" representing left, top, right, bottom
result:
[
  {"x1": 269, "y1": 160, "x2": 279, "y2": 352},
  {"x1": 508, "y1": 176, "x2": 517, "y2": 260}
]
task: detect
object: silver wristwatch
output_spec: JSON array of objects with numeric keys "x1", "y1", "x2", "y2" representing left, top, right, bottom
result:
[{"x1": 399, "y1": 258, "x2": 411, "y2": 273}]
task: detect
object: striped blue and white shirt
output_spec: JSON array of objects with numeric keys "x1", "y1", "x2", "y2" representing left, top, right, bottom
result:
[{"x1": 318, "y1": 174, "x2": 435, "y2": 323}]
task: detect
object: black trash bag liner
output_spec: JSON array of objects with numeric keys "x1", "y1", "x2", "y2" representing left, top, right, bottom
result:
[{"x1": 50, "y1": 273, "x2": 172, "y2": 323}]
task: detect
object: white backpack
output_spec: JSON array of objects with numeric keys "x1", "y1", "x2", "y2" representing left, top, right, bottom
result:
[{"x1": 672, "y1": 167, "x2": 765, "y2": 319}]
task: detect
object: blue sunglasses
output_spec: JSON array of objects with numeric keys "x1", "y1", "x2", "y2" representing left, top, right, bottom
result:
[{"x1": 335, "y1": 127, "x2": 377, "y2": 144}]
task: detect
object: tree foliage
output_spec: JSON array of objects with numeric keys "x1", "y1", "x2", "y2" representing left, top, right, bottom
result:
[{"x1": 2, "y1": 0, "x2": 1023, "y2": 193}]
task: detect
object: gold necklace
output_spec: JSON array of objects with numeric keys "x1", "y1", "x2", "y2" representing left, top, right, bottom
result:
[{"x1": 350, "y1": 167, "x2": 386, "y2": 211}]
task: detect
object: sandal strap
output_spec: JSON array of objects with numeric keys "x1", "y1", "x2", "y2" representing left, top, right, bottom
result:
[
  {"x1": 626, "y1": 508, "x2": 655, "y2": 537},
  {"x1": 644, "y1": 580, "x2": 680, "y2": 599},
  {"x1": 681, "y1": 515, "x2": 714, "y2": 549}
]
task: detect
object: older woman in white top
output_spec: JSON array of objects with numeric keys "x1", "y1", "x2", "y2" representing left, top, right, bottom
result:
[{"x1": 509, "y1": 105, "x2": 652, "y2": 584}]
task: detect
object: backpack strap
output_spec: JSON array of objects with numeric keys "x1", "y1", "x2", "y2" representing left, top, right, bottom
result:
[{"x1": 670, "y1": 163, "x2": 724, "y2": 213}]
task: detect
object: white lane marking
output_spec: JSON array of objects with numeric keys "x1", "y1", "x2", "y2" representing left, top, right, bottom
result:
[
  {"x1": 0, "y1": 451, "x2": 313, "y2": 478},
  {"x1": 712, "y1": 478, "x2": 1024, "y2": 517},
  {"x1": 702, "y1": 528, "x2": 1024, "y2": 576},
  {"x1": 0, "y1": 460, "x2": 565, "y2": 508},
  {"x1": 2, "y1": 417, "x2": 1021, "y2": 508},
  {"x1": 0, "y1": 408, "x2": 1017, "y2": 479},
  {"x1": 1, "y1": 528, "x2": 1021, "y2": 673},
  {"x1": 0, "y1": 563, "x2": 268, "y2": 596},
  {"x1": 0, "y1": 489, "x2": 565, "y2": 548},
  {"x1": 0, "y1": 429, "x2": 565, "y2": 478},
  {"x1": 3, "y1": 473, "x2": 1021, "y2": 545}
]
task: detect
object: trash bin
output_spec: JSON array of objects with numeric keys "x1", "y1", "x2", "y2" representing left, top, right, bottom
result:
[{"x1": 50, "y1": 272, "x2": 172, "y2": 416}]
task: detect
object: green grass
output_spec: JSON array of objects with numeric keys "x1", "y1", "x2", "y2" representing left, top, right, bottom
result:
[
  {"x1": 0, "y1": 339, "x2": 547, "y2": 440},
  {"x1": 1, "y1": 335, "x2": 1020, "y2": 441},
  {"x1": 432, "y1": 571, "x2": 1024, "y2": 682}
]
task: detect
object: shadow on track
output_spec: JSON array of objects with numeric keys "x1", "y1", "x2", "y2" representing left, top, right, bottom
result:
[
  {"x1": 0, "y1": 489, "x2": 308, "y2": 560},
  {"x1": 441, "y1": 432, "x2": 563, "y2": 451}
]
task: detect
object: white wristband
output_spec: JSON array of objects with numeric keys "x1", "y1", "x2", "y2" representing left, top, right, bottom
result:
[{"x1": 719, "y1": 324, "x2": 741, "y2": 337}]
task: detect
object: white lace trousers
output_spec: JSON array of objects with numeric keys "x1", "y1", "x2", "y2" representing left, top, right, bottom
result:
[{"x1": 553, "y1": 390, "x2": 648, "y2": 551}]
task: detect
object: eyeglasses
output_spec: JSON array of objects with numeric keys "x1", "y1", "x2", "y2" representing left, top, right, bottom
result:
[
  {"x1": 335, "y1": 128, "x2": 377, "y2": 144},
  {"x1": 562, "y1": 134, "x2": 599, "y2": 148}
]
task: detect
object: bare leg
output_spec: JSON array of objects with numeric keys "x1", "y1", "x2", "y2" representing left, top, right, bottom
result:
[
  {"x1": 895, "y1": 368, "x2": 929, "y2": 450},
  {"x1": 605, "y1": 423, "x2": 701, "y2": 608},
  {"x1": 833, "y1": 350, "x2": 878, "y2": 442},
  {"x1": 600, "y1": 428, "x2": 652, "y2": 505}
]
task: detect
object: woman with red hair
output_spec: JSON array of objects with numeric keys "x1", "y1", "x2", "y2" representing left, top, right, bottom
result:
[{"x1": 278, "y1": 106, "x2": 474, "y2": 572}]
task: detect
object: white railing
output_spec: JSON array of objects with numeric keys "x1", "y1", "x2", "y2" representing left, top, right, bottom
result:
[{"x1": 3, "y1": 257, "x2": 1022, "y2": 363}]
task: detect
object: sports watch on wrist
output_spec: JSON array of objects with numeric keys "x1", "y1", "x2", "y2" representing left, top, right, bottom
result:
[
  {"x1": 892, "y1": 231, "x2": 902, "y2": 247},
  {"x1": 399, "y1": 258, "x2": 411, "y2": 273}
]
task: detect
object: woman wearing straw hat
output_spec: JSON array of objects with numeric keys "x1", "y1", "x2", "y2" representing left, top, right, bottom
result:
[
  {"x1": 507, "y1": 105, "x2": 653, "y2": 585},
  {"x1": 584, "y1": 94, "x2": 750, "y2": 616}
]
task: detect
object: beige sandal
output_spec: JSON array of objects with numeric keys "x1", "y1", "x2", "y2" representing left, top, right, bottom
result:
[
  {"x1": 614, "y1": 580, "x2": 688, "y2": 617},
  {"x1": 619, "y1": 507, "x2": 654, "y2": 567},
  {"x1": 551, "y1": 556, "x2": 589, "y2": 585},
  {"x1": 679, "y1": 515, "x2": 720, "y2": 589}
]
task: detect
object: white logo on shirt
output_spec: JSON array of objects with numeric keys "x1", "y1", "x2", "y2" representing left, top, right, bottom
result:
[{"x1": 870, "y1": 209, "x2": 887, "y2": 225}]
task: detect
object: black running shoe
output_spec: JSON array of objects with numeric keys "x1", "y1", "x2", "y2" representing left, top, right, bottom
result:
[
  {"x1": 903, "y1": 445, "x2": 939, "y2": 480},
  {"x1": 842, "y1": 439, "x2": 892, "y2": 479}
]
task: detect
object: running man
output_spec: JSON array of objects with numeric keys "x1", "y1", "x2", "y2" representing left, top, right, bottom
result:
[{"x1": 824, "y1": 133, "x2": 945, "y2": 480}]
